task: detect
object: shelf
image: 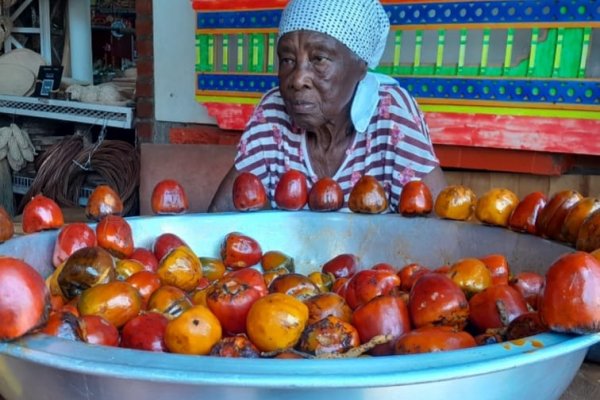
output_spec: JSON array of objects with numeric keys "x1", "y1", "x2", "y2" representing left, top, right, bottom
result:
[
  {"x1": 0, "y1": 95, "x2": 135, "y2": 129},
  {"x1": 12, "y1": 173, "x2": 93, "y2": 206}
]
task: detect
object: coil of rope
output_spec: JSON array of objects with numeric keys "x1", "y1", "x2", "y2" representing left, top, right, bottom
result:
[{"x1": 19, "y1": 133, "x2": 139, "y2": 216}]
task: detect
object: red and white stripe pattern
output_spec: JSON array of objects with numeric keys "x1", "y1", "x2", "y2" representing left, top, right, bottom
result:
[{"x1": 235, "y1": 85, "x2": 439, "y2": 212}]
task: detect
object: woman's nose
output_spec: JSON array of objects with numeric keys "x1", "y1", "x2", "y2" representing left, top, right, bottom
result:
[{"x1": 289, "y1": 61, "x2": 312, "y2": 90}]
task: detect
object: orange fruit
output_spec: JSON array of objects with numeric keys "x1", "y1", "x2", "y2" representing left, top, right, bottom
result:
[
  {"x1": 157, "y1": 245, "x2": 202, "y2": 291},
  {"x1": 434, "y1": 185, "x2": 476, "y2": 221},
  {"x1": 447, "y1": 258, "x2": 492, "y2": 297},
  {"x1": 475, "y1": 188, "x2": 519, "y2": 227},
  {"x1": 246, "y1": 293, "x2": 309, "y2": 352},
  {"x1": 165, "y1": 305, "x2": 222, "y2": 355}
]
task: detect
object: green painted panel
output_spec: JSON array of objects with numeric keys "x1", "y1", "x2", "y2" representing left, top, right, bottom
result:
[
  {"x1": 557, "y1": 28, "x2": 584, "y2": 78},
  {"x1": 198, "y1": 34, "x2": 212, "y2": 72},
  {"x1": 248, "y1": 33, "x2": 265, "y2": 72},
  {"x1": 530, "y1": 28, "x2": 557, "y2": 77}
]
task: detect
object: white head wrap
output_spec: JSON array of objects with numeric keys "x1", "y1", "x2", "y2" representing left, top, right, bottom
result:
[{"x1": 278, "y1": 0, "x2": 390, "y2": 69}]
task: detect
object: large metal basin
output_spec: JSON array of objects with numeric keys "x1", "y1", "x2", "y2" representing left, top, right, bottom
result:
[{"x1": 1, "y1": 211, "x2": 599, "y2": 400}]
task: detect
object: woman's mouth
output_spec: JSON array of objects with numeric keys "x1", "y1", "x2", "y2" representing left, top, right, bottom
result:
[{"x1": 289, "y1": 100, "x2": 316, "y2": 114}]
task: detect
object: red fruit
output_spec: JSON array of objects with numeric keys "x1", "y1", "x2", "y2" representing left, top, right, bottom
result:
[
  {"x1": 468, "y1": 285, "x2": 529, "y2": 333},
  {"x1": 395, "y1": 326, "x2": 476, "y2": 354},
  {"x1": 352, "y1": 294, "x2": 411, "y2": 356},
  {"x1": 78, "y1": 315, "x2": 120, "y2": 346},
  {"x1": 151, "y1": 179, "x2": 189, "y2": 215},
  {"x1": 121, "y1": 312, "x2": 169, "y2": 351},
  {"x1": 348, "y1": 175, "x2": 388, "y2": 214},
  {"x1": 85, "y1": 185, "x2": 123, "y2": 221},
  {"x1": 126, "y1": 271, "x2": 162, "y2": 308},
  {"x1": 505, "y1": 312, "x2": 548, "y2": 340},
  {"x1": 220, "y1": 232, "x2": 262, "y2": 269},
  {"x1": 0, "y1": 206, "x2": 14, "y2": 243},
  {"x1": 40, "y1": 310, "x2": 81, "y2": 340},
  {"x1": 0, "y1": 257, "x2": 50, "y2": 340},
  {"x1": 409, "y1": 273, "x2": 469, "y2": 330},
  {"x1": 397, "y1": 263, "x2": 430, "y2": 292},
  {"x1": 322, "y1": 253, "x2": 359, "y2": 279},
  {"x1": 331, "y1": 277, "x2": 349, "y2": 298},
  {"x1": 308, "y1": 177, "x2": 344, "y2": 212},
  {"x1": 371, "y1": 263, "x2": 396, "y2": 273},
  {"x1": 508, "y1": 191, "x2": 547, "y2": 234},
  {"x1": 536, "y1": 190, "x2": 582, "y2": 240},
  {"x1": 510, "y1": 271, "x2": 544, "y2": 310},
  {"x1": 22, "y1": 194, "x2": 64, "y2": 234},
  {"x1": 344, "y1": 269, "x2": 401, "y2": 310},
  {"x1": 52, "y1": 223, "x2": 97, "y2": 268},
  {"x1": 479, "y1": 254, "x2": 510, "y2": 286},
  {"x1": 232, "y1": 172, "x2": 268, "y2": 211},
  {"x1": 207, "y1": 269, "x2": 267, "y2": 335},
  {"x1": 540, "y1": 252, "x2": 600, "y2": 334},
  {"x1": 129, "y1": 248, "x2": 159, "y2": 273},
  {"x1": 398, "y1": 181, "x2": 433, "y2": 216},
  {"x1": 408, "y1": 274, "x2": 469, "y2": 330},
  {"x1": 96, "y1": 215, "x2": 134, "y2": 258},
  {"x1": 274, "y1": 169, "x2": 308, "y2": 210},
  {"x1": 153, "y1": 233, "x2": 188, "y2": 262}
]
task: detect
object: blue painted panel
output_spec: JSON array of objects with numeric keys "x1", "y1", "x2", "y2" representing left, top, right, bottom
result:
[
  {"x1": 197, "y1": 73, "x2": 600, "y2": 106},
  {"x1": 197, "y1": 1, "x2": 600, "y2": 30}
]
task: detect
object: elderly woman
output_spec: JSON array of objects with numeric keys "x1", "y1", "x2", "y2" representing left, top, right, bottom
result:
[{"x1": 209, "y1": 0, "x2": 446, "y2": 212}]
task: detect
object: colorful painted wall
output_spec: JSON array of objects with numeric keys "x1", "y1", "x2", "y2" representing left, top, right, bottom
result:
[{"x1": 190, "y1": 0, "x2": 600, "y2": 174}]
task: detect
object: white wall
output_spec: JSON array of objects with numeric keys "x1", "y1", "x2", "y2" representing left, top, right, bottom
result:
[{"x1": 153, "y1": 0, "x2": 215, "y2": 124}]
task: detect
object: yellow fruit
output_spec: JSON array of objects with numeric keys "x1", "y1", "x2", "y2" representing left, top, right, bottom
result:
[
  {"x1": 434, "y1": 185, "x2": 477, "y2": 221},
  {"x1": 475, "y1": 188, "x2": 519, "y2": 227},
  {"x1": 246, "y1": 293, "x2": 309, "y2": 352},
  {"x1": 165, "y1": 305, "x2": 222, "y2": 355}
]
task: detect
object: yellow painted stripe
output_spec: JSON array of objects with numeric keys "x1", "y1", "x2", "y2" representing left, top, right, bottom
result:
[
  {"x1": 198, "y1": 28, "x2": 278, "y2": 35},
  {"x1": 196, "y1": 93, "x2": 262, "y2": 103},
  {"x1": 420, "y1": 103, "x2": 600, "y2": 120}
]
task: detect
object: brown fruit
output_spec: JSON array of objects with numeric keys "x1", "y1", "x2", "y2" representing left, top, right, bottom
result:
[
  {"x1": 475, "y1": 188, "x2": 519, "y2": 227},
  {"x1": 577, "y1": 208, "x2": 600, "y2": 252},
  {"x1": 348, "y1": 175, "x2": 388, "y2": 214},
  {"x1": 151, "y1": 179, "x2": 189, "y2": 215},
  {"x1": 434, "y1": 185, "x2": 476, "y2": 221},
  {"x1": 508, "y1": 192, "x2": 547, "y2": 234},
  {"x1": 536, "y1": 190, "x2": 583, "y2": 240},
  {"x1": 304, "y1": 292, "x2": 352, "y2": 325},
  {"x1": 232, "y1": 172, "x2": 268, "y2": 211},
  {"x1": 398, "y1": 180, "x2": 433, "y2": 216},
  {"x1": 85, "y1": 185, "x2": 123, "y2": 221},
  {"x1": 22, "y1": 194, "x2": 64, "y2": 233},
  {"x1": 298, "y1": 315, "x2": 360, "y2": 355},
  {"x1": 540, "y1": 252, "x2": 600, "y2": 334},
  {"x1": 562, "y1": 197, "x2": 600, "y2": 246},
  {"x1": 308, "y1": 177, "x2": 344, "y2": 212},
  {"x1": 0, "y1": 205, "x2": 14, "y2": 243},
  {"x1": 0, "y1": 257, "x2": 50, "y2": 340},
  {"x1": 268, "y1": 272, "x2": 320, "y2": 301},
  {"x1": 57, "y1": 246, "x2": 116, "y2": 300}
]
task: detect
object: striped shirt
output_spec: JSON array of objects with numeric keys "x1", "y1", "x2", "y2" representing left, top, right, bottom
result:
[{"x1": 234, "y1": 84, "x2": 439, "y2": 212}]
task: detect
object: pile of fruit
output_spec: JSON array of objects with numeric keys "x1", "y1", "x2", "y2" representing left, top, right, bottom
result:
[{"x1": 0, "y1": 175, "x2": 599, "y2": 360}]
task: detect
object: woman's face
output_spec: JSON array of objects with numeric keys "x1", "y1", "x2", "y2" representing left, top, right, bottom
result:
[{"x1": 277, "y1": 30, "x2": 367, "y2": 131}]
